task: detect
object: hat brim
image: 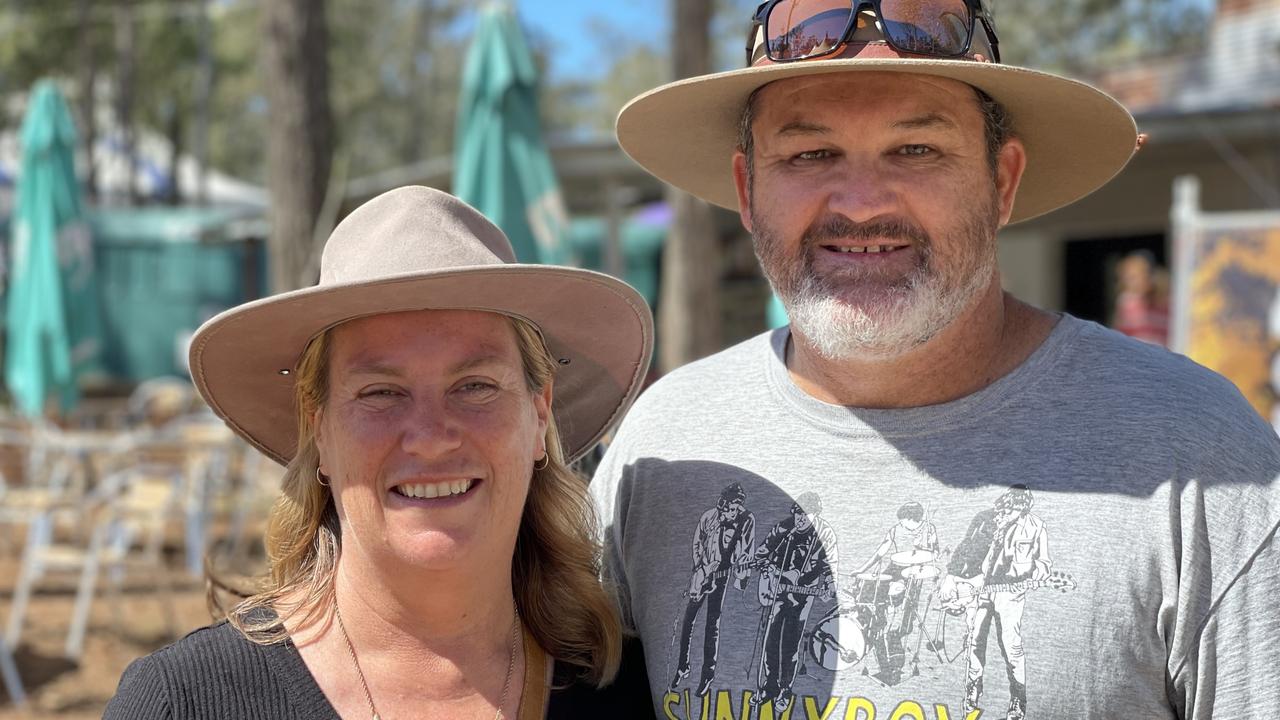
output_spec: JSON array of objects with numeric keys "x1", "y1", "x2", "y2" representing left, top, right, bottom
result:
[
  {"x1": 616, "y1": 58, "x2": 1137, "y2": 224},
  {"x1": 189, "y1": 265, "x2": 653, "y2": 466}
]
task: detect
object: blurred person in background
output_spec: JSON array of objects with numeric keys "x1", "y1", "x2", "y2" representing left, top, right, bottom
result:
[
  {"x1": 1112, "y1": 250, "x2": 1170, "y2": 346},
  {"x1": 594, "y1": 0, "x2": 1280, "y2": 718},
  {"x1": 104, "y1": 186, "x2": 654, "y2": 719}
]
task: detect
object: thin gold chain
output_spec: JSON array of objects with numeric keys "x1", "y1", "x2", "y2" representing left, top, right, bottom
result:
[{"x1": 332, "y1": 600, "x2": 521, "y2": 720}]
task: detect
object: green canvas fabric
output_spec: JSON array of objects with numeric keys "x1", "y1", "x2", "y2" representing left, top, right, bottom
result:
[
  {"x1": 454, "y1": 4, "x2": 568, "y2": 264},
  {"x1": 5, "y1": 80, "x2": 103, "y2": 415}
]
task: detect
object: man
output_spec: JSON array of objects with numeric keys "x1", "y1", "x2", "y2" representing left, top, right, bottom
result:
[
  {"x1": 855, "y1": 500, "x2": 939, "y2": 577},
  {"x1": 853, "y1": 500, "x2": 941, "y2": 687},
  {"x1": 672, "y1": 483, "x2": 756, "y2": 697},
  {"x1": 942, "y1": 486, "x2": 1053, "y2": 719},
  {"x1": 593, "y1": 1, "x2": 1280, "y2": 718},
  {"x1": 752, "y1": 492, "x2": 836, "y2": 712}
]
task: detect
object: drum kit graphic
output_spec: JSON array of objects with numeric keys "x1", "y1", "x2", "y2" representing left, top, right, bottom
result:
[{"x1": 805, "y1": 548, "x2": 951, "y2": 684}]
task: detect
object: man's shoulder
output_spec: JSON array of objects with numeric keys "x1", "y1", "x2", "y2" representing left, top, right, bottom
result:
[
  {"x1": 1058, "y1": 317, "x2": 1280, "y2": 459},
  {"x1": 1061, "y1": 317, "x2": 1258, "y2": 415},
  {"x1": 613, "y1": 330, "x2": 776, "y2": 431},
  {"x1": 639, "y1": 330, "x2": 775, "y2": 399}
]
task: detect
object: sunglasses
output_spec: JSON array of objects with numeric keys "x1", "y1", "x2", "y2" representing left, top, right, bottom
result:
[{"x1": 746, "y1": 0, "x2": 1001, "y2": 66}]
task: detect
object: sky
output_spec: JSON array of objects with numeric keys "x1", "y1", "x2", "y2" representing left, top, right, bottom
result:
[{"x1": 517, "y1": 0, "x2": 669, "y2": 82}]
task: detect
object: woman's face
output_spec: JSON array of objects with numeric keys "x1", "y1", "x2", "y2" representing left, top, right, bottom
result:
[{"x1": 315, "y1": 309, "x2": 551, "y2": 574}]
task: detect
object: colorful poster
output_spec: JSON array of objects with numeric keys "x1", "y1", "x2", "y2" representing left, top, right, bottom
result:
[{"x1": 1181, "y1": 226, "x2": 1280, "y2": 426}]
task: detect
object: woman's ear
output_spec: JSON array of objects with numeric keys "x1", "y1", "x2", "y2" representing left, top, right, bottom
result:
[{"x1": 534, "y1": 380, "x2": 553, "y2": 458}]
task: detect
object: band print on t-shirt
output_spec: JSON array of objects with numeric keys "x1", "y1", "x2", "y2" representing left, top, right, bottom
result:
[{"x1": 664, "y1": 483, "x2": 1076, "y2": 720}]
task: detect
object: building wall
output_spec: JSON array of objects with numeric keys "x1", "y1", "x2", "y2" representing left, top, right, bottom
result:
[{"x1": 996, "y1": 122, "x2": 1280, "y2": 312}]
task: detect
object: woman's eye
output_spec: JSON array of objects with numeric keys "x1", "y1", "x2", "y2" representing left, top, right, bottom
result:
[
  {"x1": 458, "y1": 381, "x2": 498, "y2": 395},
  {"x1": 359, "y1": 388, "x2": 400, "y2": 399}
]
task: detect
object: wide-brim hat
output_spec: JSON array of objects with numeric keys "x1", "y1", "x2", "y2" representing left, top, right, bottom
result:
[
  {"x1": 189, "y1": 186, "x2": 654, "y2": 466},
  {"x1": 617, "y1": 32, "x2": 1138, "y2": 224}
]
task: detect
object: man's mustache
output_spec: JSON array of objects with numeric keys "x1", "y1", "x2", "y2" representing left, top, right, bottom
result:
[{"x1": 803, "y1": 216, "x2": 931, "y2": 249}]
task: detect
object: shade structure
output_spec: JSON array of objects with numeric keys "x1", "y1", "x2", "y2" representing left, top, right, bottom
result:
[
  {"x1": 5, "y1": 80, "x2": 102, "y2": 416},
  {"x1": 453, "y1": 4, "x2": 568, "y2": 264}
]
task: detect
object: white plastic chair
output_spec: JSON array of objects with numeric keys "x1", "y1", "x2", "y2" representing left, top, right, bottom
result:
[
  {"x1": 0, "y1": 634, "x2": 24, "y2": 707},
  {"x1": 4, "y1": 431, "x2": 185, "y2": 659}
]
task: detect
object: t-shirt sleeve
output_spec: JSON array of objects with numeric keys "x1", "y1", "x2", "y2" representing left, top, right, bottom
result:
[
  {"x1": 590, "y1": 437, "x2": 637, "y2": 632},
  {"x1": 1167, "y1": 394, "x2": 1280, "y2": 717},
  {"x1": 1175, "y1": 517, "x2": 1280, "y2": 718},
  {"x1": 103, "y1": 654, "x2": 173, "y2": 720}
]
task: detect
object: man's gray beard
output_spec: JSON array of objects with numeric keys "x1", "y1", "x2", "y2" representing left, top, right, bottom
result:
[
  {"x1": 782, "y1": 252, "x2": 996, "y2": 361},
  {"x1": 756, "y1": 207, "x2": 1000, "y2": 362}
]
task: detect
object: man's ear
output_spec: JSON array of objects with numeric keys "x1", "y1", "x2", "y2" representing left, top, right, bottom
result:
[
  {"x1": 994, "y1": 138, "x2": 1028, "y2": 228},
  {"x1": 733, "y1": 151, "x2": 755, "y2": 234}
]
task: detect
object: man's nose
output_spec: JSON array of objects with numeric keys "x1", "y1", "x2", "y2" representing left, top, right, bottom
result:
[{"x1": 823, "y1": 160, "x2": 901, "y2": 224}]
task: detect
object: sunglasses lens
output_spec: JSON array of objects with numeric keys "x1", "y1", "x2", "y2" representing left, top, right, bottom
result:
[
  {"x1": 878, "y1": 0, "x2": 971, "y2": 56},
  {"x1": 766, "y1": 0, "x2": 856, "y2": 61}
]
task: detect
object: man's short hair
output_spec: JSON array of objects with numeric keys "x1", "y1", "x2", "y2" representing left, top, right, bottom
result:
[
  {"x1": 792, "y1": 491, "x2": 824, "y2": 517},
  {"x1": 997, "y1": 484, "x2": 1034, "y2": 514},
  {"x1": 736, "y1": 82, "x2": 1014, "y2": 184},
  {"x1": 897, "y1": 501, "x2": 925, "y2": 522},
  {"x1": 718, "y1": 482, "x2": 748, "y2": 508}
]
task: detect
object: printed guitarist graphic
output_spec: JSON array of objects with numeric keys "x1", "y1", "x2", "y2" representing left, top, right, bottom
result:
[
  {"x1": 941, "y1": 570, "x2": 1076, "y2": 615},
  {"x1": 686, "y1": 561, "x2": 760, "y2": 601},
  {"x1": 758, "y1": 566, "x2": 834, "y2": 605}
]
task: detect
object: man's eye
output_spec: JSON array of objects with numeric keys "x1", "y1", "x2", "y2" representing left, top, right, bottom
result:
[
  {"x1": 458, "y1": 381, "x2": 498, "y2": 394},
  {"x1": 793, "y1": 149, "x2": 833, "y2": 162},
  {"x1": 898, "y1": 145, "x2": 933, "y2": 156}
]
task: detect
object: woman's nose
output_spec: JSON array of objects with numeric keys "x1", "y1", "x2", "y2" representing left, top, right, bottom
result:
[{"x1": 400, "y1": 400, "x2": 463, "y2": 457}]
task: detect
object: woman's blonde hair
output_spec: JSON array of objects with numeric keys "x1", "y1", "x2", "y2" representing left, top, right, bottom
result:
[{"x1": 220, "y1": 314, "x2": 622, "y2": 686}]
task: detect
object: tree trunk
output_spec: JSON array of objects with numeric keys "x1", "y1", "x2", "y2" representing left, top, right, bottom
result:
[
  {"x1": 659, "y1": 0, "x2": 720, "y2": 373},
  {"x1": 115, "y1": 2, "x2": 138, "y2": 205},
  {"x1": 76, "y1": 0, "x2": 98, "y2": 202},
  {"x1": 262, "y1": 0, "x2": 334, "y2": 292}
]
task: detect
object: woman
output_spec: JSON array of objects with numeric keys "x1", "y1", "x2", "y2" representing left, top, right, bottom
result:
[{"x1": 105, "y1": 187, "x2": 654, "y2": 718}]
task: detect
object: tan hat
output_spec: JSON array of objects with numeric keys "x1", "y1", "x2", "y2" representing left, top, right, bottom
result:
[
  {"x1": 188, "y1": 186, "x2": 654, "y2": 466},
  {"x1": 616, "y1": 17, "x2": 1139, "y2": 224}
]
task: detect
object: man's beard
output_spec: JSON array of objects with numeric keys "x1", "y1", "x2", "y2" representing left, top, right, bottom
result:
[{"x1": 753, "y1": 197, "x2": 1001, "y2": 361}]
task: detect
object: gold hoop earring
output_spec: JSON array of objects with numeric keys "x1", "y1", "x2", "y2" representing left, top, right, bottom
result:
[
  {"x1": 316, "y1": 467, "x2": 330, "y2": 487},
  {"x1": 533, "y1": 453, "x2": 549, "y2": 471}
]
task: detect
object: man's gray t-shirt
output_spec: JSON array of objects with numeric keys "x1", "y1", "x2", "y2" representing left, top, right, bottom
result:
[{"x1": 592, "y1": 316, "x2": 1280, "y2": 719}]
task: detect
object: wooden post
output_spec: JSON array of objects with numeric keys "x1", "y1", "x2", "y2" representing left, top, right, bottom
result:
[{"x1": 1169, "y1": 175, "x2": 1201, "y2": 354}]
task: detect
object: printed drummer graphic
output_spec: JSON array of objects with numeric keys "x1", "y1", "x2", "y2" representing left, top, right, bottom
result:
[{"x1": 837, "y1": 501, "x2": 945, "y2": 686}]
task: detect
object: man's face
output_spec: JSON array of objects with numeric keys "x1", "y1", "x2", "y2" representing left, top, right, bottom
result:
[
  {"x1": 793, "y1": 507, "x2": 814, "y2": 531},
  {"x1": 733, "y1": 72, "x2": 1024, "y2": 360},
  {"x1": 721, "y1": 500, "x2": 745, "y2": 521}
]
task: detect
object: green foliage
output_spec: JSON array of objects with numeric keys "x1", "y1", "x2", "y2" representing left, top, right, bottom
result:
[
  {"x1": 0, "y1": 0, "x2": 1218, "y2": 189},
  {"x1": 990, "y1": 0, "x2": 1212, "y2": 74}
]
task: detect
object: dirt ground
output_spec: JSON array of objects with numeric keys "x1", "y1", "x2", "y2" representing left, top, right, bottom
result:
[{"x1": 0, "y1": 528, "x2": 267, "y2": 719}]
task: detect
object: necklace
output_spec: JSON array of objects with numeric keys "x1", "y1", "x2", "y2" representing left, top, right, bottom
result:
[{"x1": 333, "y1": 600, "x2": 521, "y2": 720}]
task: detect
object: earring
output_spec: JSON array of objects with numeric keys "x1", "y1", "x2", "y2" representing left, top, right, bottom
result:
[
  {"x1": 315, "y1": 467, "x2": 330, "y2": 487},
  {"x1": 533, "y1": 453, "x2": 549, "y2": 471}
]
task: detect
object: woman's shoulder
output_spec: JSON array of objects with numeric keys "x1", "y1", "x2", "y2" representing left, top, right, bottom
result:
[
  {"x1": 104, "y1": 621, "x2": 249, "y2": 719},
  {"x1": 104, "y1": 617, "x2": 330, "y2": 720}
]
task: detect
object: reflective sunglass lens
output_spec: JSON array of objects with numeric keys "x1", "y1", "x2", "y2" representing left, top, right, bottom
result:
[
  {"x1": 766, "y1": 0, "x2": 856, "y2": 61},
  {"x1": 879, "y1": 0, "x2": 971, "y2": 56}
]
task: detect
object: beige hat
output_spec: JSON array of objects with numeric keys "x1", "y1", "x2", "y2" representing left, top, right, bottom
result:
[
  {"x1": 189, "y1": 186, "x2": 654, "y2": 466},
  {"x1": 616, "y1": 16, "x2": 1139, "y2": 224}
]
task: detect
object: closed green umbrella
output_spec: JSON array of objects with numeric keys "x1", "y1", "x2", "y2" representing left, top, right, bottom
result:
[
  {"x1": 454, "y1": 3, "x2": 569, "y2": 264},
  {"x1": 5, "y1": 80, "x2": 101, "y2": 416}
]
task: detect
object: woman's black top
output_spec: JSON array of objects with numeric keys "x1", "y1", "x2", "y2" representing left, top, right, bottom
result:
[{"x1": 103, "y1": 619, "x2": 653, "y2": 719}]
